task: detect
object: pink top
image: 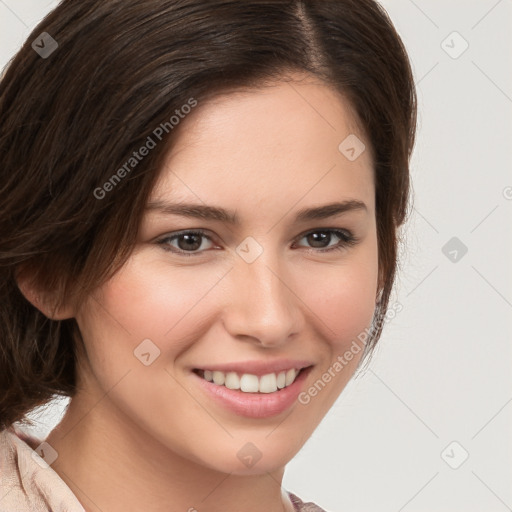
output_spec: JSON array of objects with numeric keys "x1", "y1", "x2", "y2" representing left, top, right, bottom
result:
[{"x1": 0, "y1": 426, "x2": 326, "y2": 512}]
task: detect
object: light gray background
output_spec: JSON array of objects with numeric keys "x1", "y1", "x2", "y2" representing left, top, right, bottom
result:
[{"x1": 1, "y1": 1, "x2": 511, "y2": 511}]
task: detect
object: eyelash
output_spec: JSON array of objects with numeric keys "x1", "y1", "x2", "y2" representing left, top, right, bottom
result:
[{"x1": 156, "y1": 228, "x2": 359, "y2": 257}]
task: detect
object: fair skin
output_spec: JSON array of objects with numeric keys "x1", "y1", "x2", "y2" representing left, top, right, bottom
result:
[{"x1": 22, "y1": 73, "x2": 379, "y2": 512}]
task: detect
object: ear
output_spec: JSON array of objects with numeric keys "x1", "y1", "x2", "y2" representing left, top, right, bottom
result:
[{"x1": 15, "y1": 266, "x2": 75, "y2": 320}]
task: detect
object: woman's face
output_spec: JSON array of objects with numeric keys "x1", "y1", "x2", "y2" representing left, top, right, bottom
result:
[{"x1": 74, "y1": 74, "x2": 379, "y2": 475}]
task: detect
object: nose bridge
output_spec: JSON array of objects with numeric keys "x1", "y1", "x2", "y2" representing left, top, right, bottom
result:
[{"x1": 224, "y1": 239, "x2": 299, "y2": 344}]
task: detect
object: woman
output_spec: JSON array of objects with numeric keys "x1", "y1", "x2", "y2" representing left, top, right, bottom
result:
[{"x1": 0, "y1": 1, "x2": 416, "y2": 510}]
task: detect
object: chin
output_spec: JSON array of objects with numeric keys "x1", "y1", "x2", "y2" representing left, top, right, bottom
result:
[{"x1": 188, "y1": 435, "x2": 305, "y2": 476}]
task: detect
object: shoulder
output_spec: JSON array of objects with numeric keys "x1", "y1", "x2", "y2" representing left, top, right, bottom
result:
[
  {"x1": 0, "y1": 426, "x2": 85, "y2": 512},
  {"x1": 287, "y1": 491, "x2": 329, "y2": 512}
]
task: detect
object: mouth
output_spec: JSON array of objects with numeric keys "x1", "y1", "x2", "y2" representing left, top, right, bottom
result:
[
  {"x1": 192, "y1": 367, "x2": 308, "y2": 394},
  {"x1": 191, "y1": 365, "x2": 314, "y2": 419}
]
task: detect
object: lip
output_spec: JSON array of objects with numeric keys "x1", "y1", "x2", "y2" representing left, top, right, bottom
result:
[
  {"x1": 191, "y1": 365, "x2": 314, "y2": 419},
  {"x1": 192, "y1": 359, "x2": 314, "y2": 377}
]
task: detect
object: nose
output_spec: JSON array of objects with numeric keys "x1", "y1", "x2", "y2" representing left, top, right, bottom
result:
[{"x1": 221, "y1": 250, "x2": 303, "y2": 348}]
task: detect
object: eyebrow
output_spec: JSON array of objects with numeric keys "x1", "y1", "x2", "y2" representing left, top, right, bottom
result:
[{"x1": 145, "y1": 199, "x2": 367, "y2": 224}]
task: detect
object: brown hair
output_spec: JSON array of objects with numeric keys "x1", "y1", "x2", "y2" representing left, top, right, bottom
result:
[{"x1": 0, "y1": 0, "x2": 416, "y2": 430}]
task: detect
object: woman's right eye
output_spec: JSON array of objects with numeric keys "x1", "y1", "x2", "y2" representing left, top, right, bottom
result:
[{"x1": 156, "y1": 230, "x2": 215, "y2": 257}]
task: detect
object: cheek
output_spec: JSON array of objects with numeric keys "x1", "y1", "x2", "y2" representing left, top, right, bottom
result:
[
  {"x1": 301, "y1": 245, "x2": 379, "y2": 353},
  {"x1": 73, "y1": 257, "x2": 227, "y2": 393},
  {"x1": 87, "y1": 255, "x2": 228, "y2": 343}
]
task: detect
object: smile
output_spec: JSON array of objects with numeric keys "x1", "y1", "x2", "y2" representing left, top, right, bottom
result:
[
  {"x1": 191, "y1": 364, "x2": 314, "y2": 419},
  {"x1": 194, "y1": 368, "x2": 302, "y2": 393}
]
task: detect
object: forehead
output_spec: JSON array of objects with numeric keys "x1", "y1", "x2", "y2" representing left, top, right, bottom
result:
[{"x1": 150, "y1": 76, "x2": 374, "y2": 217}]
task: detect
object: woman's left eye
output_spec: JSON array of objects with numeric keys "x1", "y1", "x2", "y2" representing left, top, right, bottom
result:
[{"x1": 156, "y1": 228, "x2": 358, "y2": 257}]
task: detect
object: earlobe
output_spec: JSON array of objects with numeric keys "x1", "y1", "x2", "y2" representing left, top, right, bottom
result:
[{"x1": 15, "y1": 267, "x2": 75, "y2": 320}]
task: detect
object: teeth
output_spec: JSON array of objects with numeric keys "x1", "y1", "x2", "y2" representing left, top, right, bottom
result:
[
  {"x1": 212, "y1": 371, "x2": 225, "y2": 386},
  {"x1": 225, "y1": 371, "x2": 240, "y2": 390},
  {"x1": 259, "y1": 373, "x2": 277, "y2": 393},
  {"x1": 240, "y1": 373, "x2": 259, "y2": 392},
  {"x1": 285, "y1": 368, "x2": 296, "y2": 386},
  {"x1": 200, "y1": 368, "x2": 300, "y2": 393}
]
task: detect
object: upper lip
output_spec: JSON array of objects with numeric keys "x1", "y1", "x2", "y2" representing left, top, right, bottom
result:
[{"x1": 193, "y1": 359, "x2": 314, "y2": 377}]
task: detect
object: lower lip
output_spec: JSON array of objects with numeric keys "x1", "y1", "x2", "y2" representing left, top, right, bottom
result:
[{"x1": 191, "y1": 367, "x2": 313, "y2": 419}]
